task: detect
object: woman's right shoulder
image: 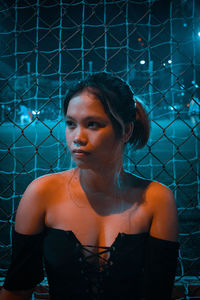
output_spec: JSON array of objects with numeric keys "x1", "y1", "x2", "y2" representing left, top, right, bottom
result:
[
  {"x1": 24, "y1": 169, "x2": 75, "y2": 194},
  {"x1": 15, "y1": 169, "x2": 75, "y2": 234}
]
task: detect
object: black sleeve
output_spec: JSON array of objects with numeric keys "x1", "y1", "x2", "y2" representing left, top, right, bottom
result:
[
  {"x1": 3, "y1": 230, "x2": 44, "y2": 291},
  {"x1": 143, "y1": 235, "x2": 180, "y2": 300}
]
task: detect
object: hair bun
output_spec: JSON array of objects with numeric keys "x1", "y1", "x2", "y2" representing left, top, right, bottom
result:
[{"x1": 129, "y1": 100, "x2": 150, "y2": 149}]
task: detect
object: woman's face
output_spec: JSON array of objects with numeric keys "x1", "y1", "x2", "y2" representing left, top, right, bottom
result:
[{"x1": 65, "y1": 89, "x2": 123, "y2": 170}]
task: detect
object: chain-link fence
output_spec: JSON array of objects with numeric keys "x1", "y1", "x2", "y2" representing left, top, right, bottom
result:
[{"x1": 0, "y1": 0, "x2": 200, "y2": 299}]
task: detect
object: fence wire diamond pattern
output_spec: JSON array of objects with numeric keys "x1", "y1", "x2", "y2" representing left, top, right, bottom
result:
[{"x1": 0, "y1": 1, "x2": 200, "y2": 299}]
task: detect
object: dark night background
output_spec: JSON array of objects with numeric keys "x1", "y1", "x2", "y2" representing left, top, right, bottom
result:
[{"x1": 0, "y1": 0, "x2": 200, "y2": 298}]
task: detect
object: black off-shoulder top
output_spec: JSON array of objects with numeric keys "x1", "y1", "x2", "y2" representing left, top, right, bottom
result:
[{"x1": 4, "y1": 227, "x2": 179, "y2": 300}]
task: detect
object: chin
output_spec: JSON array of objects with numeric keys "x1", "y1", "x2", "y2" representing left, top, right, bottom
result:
[
  {"x1": 74, "y1": 160, "x2": 103, "y2": 172},
  {"x1": 73, "y1": 160, "x2": 91, "y2": 169},
  {"x1": 73, "y1": 156, "x2": 117, "y2": 171}
]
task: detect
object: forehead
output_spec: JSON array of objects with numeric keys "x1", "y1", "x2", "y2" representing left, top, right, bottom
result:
[{"x1": 67, "y1": 89, "x2": 108, "y2": 117}]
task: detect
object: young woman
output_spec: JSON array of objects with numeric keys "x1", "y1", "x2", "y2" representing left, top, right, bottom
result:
[{"x1": 1, "y1": 72, "x2": 179, "y2": 300}]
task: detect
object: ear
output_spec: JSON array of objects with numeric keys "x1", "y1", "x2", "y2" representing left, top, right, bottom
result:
[{"x1": 123, "y1": 122, "x2": 134, "y2": 143}]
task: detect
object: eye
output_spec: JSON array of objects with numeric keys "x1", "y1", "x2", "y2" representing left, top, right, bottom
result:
[
  {"x1": 87, "y1": 121, "x2": 101, "y2": 129},
  {"x1": 66, "y1": 120, "x2": 76, "y2": 129}
]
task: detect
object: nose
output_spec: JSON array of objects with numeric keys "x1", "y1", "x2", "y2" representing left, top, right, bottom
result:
[{"x1": 73, "y1": 127, "x2": 87, "y2": 147}]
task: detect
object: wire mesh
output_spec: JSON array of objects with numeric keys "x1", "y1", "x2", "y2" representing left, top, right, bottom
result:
[{"x1": 0, "y1": 0, "x2": 200, "y2": 299}]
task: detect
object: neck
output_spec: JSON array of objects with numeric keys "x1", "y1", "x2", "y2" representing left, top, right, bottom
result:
[{"x1": 79, "y1": 164, "x2": 125, "y2": 196}]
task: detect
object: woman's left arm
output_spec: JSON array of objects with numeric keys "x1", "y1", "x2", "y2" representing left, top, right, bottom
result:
[
  {"x1": 144, "y1": 183, "x2": 180, "y2": 300},
  {"x1": 149, "y1": 183, "x2": 179, "y2": 242}
]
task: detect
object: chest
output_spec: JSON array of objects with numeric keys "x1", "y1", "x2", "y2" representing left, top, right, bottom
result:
[
  {"x1": 45, "y1": 196, "x2": 151, "y2": 258},
  {"x1": 43, "y1": 227, "x2": 148, "y2": 272}
]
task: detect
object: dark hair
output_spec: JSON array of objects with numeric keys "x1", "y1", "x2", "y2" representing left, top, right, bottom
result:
[{"x1": 63, "y1": 72, "x2": 150, "y2": 149}]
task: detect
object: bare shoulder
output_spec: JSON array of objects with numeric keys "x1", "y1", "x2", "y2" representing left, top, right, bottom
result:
[
  {"x1": 125, "y1": 172, "x2": 178, "y2": 241},
  {"x1": 22, "y1": 169, "x2": 74, "y2": 195},
  {"x1": 145, "y1": 180, "x2": 176, "y2": 209},
  {"x1": 15, "y1": 169, "x2": 75, "y2": 234},
  {"x1": 145, "y1": 181, "x2": 179, "y2": 241},
  {"x1": 124, "y1": 171, "x2": 174, "y2": 204},
  {"x1": 145, "y1": 180, "x2": 173, "y2": 198},
  {"x1": 125, "y1": 173, "x2": 176, "y2": 211}
]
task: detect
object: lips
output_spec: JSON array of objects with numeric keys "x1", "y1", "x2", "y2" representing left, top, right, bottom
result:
[
  {"x1": 72, "y1": 149, "x2": 89, "y2": 154},
  {"x1": 72, "y1": 149, "x2": 90, "y2": 158}
]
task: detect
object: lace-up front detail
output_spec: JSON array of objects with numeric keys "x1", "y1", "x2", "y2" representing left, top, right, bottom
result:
[
  {"x1": 43, "y1": 227, "x2": 149, "y2": 299},
  {"x1": 80, "y1": 244, "x2": 113, "y2": 270},
  {"x1": 77, "y1": 244, "x2": 115, "y2": 297}
]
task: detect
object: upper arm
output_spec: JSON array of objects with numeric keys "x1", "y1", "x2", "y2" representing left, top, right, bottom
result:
[
  {"x1": 0, "y1": 287, "x2": 34, "y2": 300},
  {"x1": 148, "y1": 183, "x2": 179, "y2": 242},
  {"x1": 15, "y1": 177, "x2": 47, "y2": 235}
]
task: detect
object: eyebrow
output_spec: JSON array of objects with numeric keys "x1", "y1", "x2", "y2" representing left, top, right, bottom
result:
[{"x1": 66, "y1": 115, "x2": 107, "y2": 122}]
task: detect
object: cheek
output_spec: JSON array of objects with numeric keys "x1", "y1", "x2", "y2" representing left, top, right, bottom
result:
[
  {"x1": 65, "y1": 129, "x2": 72, "y2": 145},
  {"x1": 93, "y1": 130, "x2": 119, "y2": 150}
]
